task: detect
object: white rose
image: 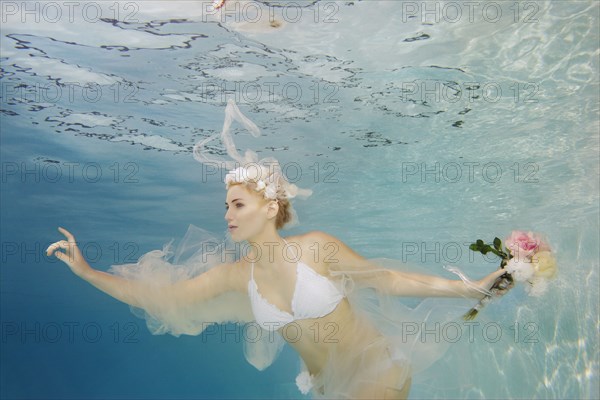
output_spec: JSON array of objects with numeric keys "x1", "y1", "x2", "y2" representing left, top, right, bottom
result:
[
  {"x1": 244, "y1": 165, "x2": 261, "y2": 181},
  {"x1": 295, "y1": 371, "x2": 314, "y2": 395},
  {"x1": 232, "y1": 167, "x2": 245, "y2": 182},
  {"x1": 255, "y1": 180, "x2": 266, "y2": 191},
  {"x1": 524, "y1": 276, "x2": 549, "y2": 297},
  {"x1": 531, "y1": 251, "x2": 557, "y2": 279},
  {"x1": 505, "y1": 257, "x2": 534, "y2": 282},
  {"x1": 265, "y1": 184, "x2": 278, "y2": 199}
]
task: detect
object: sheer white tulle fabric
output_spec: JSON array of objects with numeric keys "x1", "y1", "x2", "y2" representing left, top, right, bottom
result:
[
  {"x1": 107, "y1": 101, "x2": 493, "y2": 398},
  {"x1": 107, "y1": 224, "x2": 484, "y2": 398},
  {"x1": 192, "y1": 99, "x2": 312, "y2": 228},
  {"x1": 308, "y1": 260, "x2": 485, "y2": 399},
  {"x1": 107, "y1": 224, "x2": 288, "y2": 371}
]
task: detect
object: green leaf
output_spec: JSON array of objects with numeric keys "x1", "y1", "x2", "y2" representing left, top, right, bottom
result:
[
  {"x1": 469, "y1": 239, "x2": 506, "y2": 261},
  {"x1": 493, "y1": 237, "x2": 501, "y2": 250}
]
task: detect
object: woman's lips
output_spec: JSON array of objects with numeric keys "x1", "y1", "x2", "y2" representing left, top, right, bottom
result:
[{"x1": 228, "y1": 226, "x2": 237, "y2": 231}]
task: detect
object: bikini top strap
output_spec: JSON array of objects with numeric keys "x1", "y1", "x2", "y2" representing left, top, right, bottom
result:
[{"x1": 282, "y1": 238, "x2": 298, "y2": 261}]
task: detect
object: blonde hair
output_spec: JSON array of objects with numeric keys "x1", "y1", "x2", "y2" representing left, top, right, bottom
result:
[{"x1": 230, "y1": 181, "x2": 293, "y2": 230}]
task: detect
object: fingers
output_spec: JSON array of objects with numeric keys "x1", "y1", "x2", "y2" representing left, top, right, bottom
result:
[
  {"x1": 490, "y1": 276, "x2": 514, "y2": 297},
  {"x1": 58, "y1": 227, "x2": 76, "y2": 243},
  {"x1": 47, "y1": 227, "x2": 79, "y2": 266},
  {"x1": 53, "y1": 249, "x2": 65, "y2": 261},
  {"x1": 494, "y1": 269, "x2": 506, "y2": 278},
  {"x1": 484, "y1": 269, "x2": 505, "y2": 289},
  {"x1": 495, "y1": 288, "x2": 510, "y2": 296},
  {"x1": 46, "y1": 240, "x2": 69, "y2": 256}
]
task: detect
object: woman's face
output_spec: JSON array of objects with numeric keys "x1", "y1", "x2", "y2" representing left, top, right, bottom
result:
[{"x1": 225, "y1": 184, "x2": 275, "y2": 241}]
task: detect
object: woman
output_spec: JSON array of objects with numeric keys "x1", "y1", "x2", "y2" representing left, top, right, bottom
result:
[{"x1": 46, "y1": 101, "x2": 509, "y2": 399}]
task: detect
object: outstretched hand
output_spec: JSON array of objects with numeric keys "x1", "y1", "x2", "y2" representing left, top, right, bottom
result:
[
  {"x1": 477, "y1": 269, "x2": 514, "y2": 298},
  {"x1": 46, "y1": 227, "x2": 92, "y2": 278}
]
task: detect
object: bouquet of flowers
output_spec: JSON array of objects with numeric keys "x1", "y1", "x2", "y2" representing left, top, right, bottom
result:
[{"x1": 463, "y1": 230, "x2": 558, "y2": 320}]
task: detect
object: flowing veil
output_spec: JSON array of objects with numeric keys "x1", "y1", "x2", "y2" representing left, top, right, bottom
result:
[{"x1": 108, "y1": 222, "x2": 289, "y2": 371}]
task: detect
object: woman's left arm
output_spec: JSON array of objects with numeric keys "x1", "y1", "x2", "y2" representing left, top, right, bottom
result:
[{"x1": 311, "y1": 231, "x2": 505, "y2": 299}]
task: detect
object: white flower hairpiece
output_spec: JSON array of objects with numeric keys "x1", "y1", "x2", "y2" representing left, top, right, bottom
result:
[
  {"x1": 224, "y1": 165, "x2": 280, "y2": 200},
  {"x1": 195, "y1": 99, "x2": 314, "y2": 218}
]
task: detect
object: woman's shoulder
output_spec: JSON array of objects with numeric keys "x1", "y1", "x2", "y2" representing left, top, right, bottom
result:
[
  {"x1": 285, "y1": 230, "x2": 332, "y2": 247},
  {"x1": 286, "y1": 231, "x2": 344, "y2": 270},
  {"x1": 292, "y1": 231, "x2": 364, "y2": 272},
  {"x1": 291, "y1": 230, "x2": 340, "y2": 244}
]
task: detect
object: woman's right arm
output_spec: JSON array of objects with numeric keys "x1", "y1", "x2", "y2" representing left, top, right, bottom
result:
[{"x1": 47, "y1": 227, "x2": 242, "y2": 309}]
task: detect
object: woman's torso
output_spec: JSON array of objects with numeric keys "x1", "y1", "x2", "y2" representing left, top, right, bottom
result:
[{"x1": 233, "y1": 233, "x2": 382, "y2": 376}]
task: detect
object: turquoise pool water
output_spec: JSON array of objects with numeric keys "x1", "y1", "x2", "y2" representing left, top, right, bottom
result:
[{"x1": 1, "y1": 1, "x2": 598, "y2": 398}]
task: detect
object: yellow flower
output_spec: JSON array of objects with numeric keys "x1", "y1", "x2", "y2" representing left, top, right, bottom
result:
[{"x1": 531, "y1": 251, "x2": 557, "y2": 279}]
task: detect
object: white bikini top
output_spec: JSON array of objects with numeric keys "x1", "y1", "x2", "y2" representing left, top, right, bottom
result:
[{"x1": 248, "y1": 238, "x2": 345, "y2": 330}]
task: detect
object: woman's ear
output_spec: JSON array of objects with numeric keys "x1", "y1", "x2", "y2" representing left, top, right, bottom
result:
[{"x1": 266, "y1": 199, "x2": 279, "y2": 218}]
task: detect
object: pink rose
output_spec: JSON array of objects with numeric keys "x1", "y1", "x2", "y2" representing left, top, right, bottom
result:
[{"x1": 504, "y1": 230, "x2": 550, "y2": 260}]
